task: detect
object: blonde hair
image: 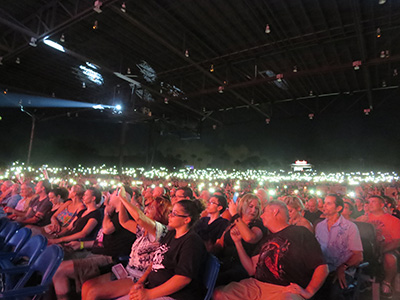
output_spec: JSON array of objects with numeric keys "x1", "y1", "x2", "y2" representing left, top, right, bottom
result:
[
  {"x1": 237, "y1": 193, "x2": 261, "y2": 219},
  {"x1": 282, "y1": 195, "x2": 305, "y2": 211}
]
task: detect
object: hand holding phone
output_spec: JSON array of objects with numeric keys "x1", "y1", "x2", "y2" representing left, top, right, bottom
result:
[{"x1": 233, "y1": 192, "x2": 239, "y2": 204}]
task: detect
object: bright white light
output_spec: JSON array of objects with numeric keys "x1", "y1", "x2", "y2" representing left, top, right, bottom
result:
[
  {"x1": 209, "y1": 187, "x2": 215, "y2": 194},
  {"x1": 316, "y1": 191, "x2": 322, "y2": 196},
  {"x1": 115, "y1": 104, "x2": 122, "y2": 111},
  {"x1": 86, "y1": 62, "x2": 98, "y2": 70},
  {"x1": 79, "y1": 65, "x2": 104, "y2": 85},
  {"x1": 268, "y1": 190, "x2": 276, "y2": 196},
  {"x1": 43, "y1": 39, "x2": 65, "y2": 52},
  {"x1": 348, "y1": 192, "x2": 356, "y2": 198},
  {"x1": 93, "y1": 104, "x2": 105, "y2": 110}
]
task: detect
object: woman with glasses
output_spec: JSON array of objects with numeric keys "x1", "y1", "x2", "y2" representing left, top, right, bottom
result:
[
  {"x1": 128, "y1": 199, "x2": 207, "y2": 300},
  {"x1": 83, "y1": 191, "x2": 207, "y2": 300},
  {"x1": 213, "y1": 193, "x2": 266, "y2": 286},
  {"x1": 194, "y1": 194, "x2": 230, "y2": 251}
]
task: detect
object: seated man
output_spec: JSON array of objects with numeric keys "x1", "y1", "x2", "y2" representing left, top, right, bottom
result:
[
  {"x1": 5, "y1": 182, "x2": 37, "y2": 218},
  {"x1": 304, "y1": 198, "x2": 323, "y2": 224},
  {"x1": 15, "y1": 180, "x2": 52, "y2": 226},
  {"x1": 2, "y1": 183, "x2": 22, "y2": 209},
  {"x1": 214, "y1": 200, "x2": 329, "y2": 300},
  {"x1": 194, "y1": 194, "x2": 229, "y2": 251},
  {"x1": 314, "y1": 194, "x2": 363, "y2": 300},
  {"x1": 364, "y1": 195, "x2": 400, "y2": 298}
]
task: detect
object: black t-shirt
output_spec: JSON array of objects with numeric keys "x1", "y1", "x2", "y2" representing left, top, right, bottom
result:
[
  {"x1": 254, "y1": 225, "x2": 325, "y2": 288},
  {"x1": 220, "y1": 219, "x2": 267, "y2": 268},
  {"x1": 194, "y1": 216, "x2": 230, "y2": 244},
  {"x1": 68, "y1": 209, "x2": 102, "y2": 237},
  {"x1": 91, "y1": 211, "x2": 136, "y2": 259},
  {"x1": 304, "y1": 210, "x2": 323, "y2": 224},
  {"x1": 147, "y1": 229, "x2": 207, "y2": 300}
]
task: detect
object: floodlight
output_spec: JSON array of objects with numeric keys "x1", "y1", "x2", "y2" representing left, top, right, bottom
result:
[{"x1": 43, "y1": 39, "x2": 65, "y2": 52}]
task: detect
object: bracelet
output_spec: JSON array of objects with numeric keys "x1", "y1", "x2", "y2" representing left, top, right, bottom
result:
[{"x1": 80, "y1": 241, "x2": 84, "y2": 250}]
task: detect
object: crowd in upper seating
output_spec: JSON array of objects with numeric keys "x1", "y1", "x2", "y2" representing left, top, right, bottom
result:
[{"x1": 1, "y1": 177, "x2": 400, "y2": 300}]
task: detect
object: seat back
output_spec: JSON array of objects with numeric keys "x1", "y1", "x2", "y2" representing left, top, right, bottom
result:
[
  {"x1": 203, "y1": 254, "x2": 220, "y2": 300},
  {"x1": 354, "y1": 221, "x2": 381, "y2": 277},
  {"x1": 0, "y1": 221, "x2": 20, "y2": 244},
  {"x1": 0, "y1": 217, "x2": 10, "y2": 231},
  {"x1": 11, "y1": 234, "x2": 47, "y2": 266},
  {"x1": 1, "y1": 227, "x2": 32, "y2": 253},
  {"x1": 14, "y1": 245, "x2": 64, "y2": 290}
]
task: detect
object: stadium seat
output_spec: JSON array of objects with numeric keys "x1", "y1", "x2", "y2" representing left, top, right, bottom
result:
[
  {"x1": 0, "y1": 244, "x2": 64, "y2": 300},
  {"x1": 203, "y1": 254, "x2": 220, "y2": 300}
]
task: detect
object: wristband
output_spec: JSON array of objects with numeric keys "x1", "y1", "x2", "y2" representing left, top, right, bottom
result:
[{"x1": 80, "y1": 241, "x2": 84, "y2": 250}]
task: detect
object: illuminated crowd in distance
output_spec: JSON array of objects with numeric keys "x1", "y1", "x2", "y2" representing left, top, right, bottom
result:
[{"x1": 2, "y1": 161, "x2": 400, "y2": 200}]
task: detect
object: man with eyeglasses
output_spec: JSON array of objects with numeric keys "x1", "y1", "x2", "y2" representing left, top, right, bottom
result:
[{"x1": 194, "y1": 195, "x2": 229, "y2": 251}]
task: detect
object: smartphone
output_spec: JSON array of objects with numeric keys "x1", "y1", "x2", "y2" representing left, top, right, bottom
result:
[
  {"x1": 233, "y1": 192, "x2": 239, "y2": 203},
  {"x1": 112, "y1": 263, "x2": 129, "y2": 280}
]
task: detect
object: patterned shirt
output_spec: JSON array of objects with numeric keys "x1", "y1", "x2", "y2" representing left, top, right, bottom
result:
[{"x1": 315, "y1": 215, "x2": 363, "y2": 272}]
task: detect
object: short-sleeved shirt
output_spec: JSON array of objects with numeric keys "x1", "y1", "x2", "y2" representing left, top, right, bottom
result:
[
  {"x1": 315, "y1": 215, "x2": 363, "y2": 272},
  {"x1": 126, "y1": 221, "x2": 168, "y2": 279},
  {"x1": 147, "y1": 229, "x2": 207, "y2": 300},
  {"x1": 4, "y1": 194, "x2": 22, "y2": 209},
  {"x1": 26, "y1": 196, "x2": 52, "y2": 223},
  {"x1": 221, "y1": 219, "x2": 267, "y2": 268},
  {"x1": 254, "y1": 225, "x2": 326, "y2": 289},
  {"x1": 68, "y1": 209, "x2": 102, "y2": 238},
  {"x1": 194, "y1": 216, "x2": 230, "y2": 244},
  {"x1": 365, "y1": 213, "x2": 400, "y2": 246},
  {"x1": 304, "y1": 210, "x2": 323, "y2": 224},
  {"x1": 91, "y1": 211, "x2": 136, "y2": 259}
]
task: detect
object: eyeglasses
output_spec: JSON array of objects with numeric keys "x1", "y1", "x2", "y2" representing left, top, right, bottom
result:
[
  {"x1": 208, "y1": 201, "x2": 219, "y2": 206},
  {"x1": 169, "y1": 211, "x2": 189, "y2": 218}
]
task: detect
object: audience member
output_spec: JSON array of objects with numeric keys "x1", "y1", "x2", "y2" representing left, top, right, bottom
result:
[
  {"x1": 51, "y1": 188, "x2": 136, "y2": 299},
  {"x1": 15, "y1": 180, "x2": 52, "y2": 226},
  {"x1": 213, "y1": 200, "x2": 329, "y2": 300},
  {"x1": 213, "y1": 193, "x2": 266, "y2": 286},
  {"x1": 44, "y1": 184, "x2": 86, "y2": 236},
  {"x1": 304, "y1": 198, "x2": 323, "y2": 224},
  {"x1": 195, "y1": 194, "x2": 229, "y2": 251},
  {"x1": 363, "y1": 195, "x2": 400, "y2": 298},
  {"x1": 48, "y1": 187, "x2": 102, "y2": 245},
  {"x1": 81, "y1": 190, "x2": 170, "y2": 300},
  {"x1": 2, "y1": 183, "x2": 22, "y2": 209},
  {"x1": 127, "y1": 199, "x2": 207, "y2": 300},
  {"x1": 314, "y1": 194, "x2": 363, "y2": 300},
  {"x1": 171, "y1": 186, "x2": 193, "y2": 205},
  {"x1": 282, "y1": 195, "x2": 313, "y2": 232}
]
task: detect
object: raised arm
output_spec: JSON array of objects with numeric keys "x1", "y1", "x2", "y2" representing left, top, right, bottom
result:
[
  {"x1": 119, "y1": 190, "x2": 157, "y2": 236},
  {"x1": 231, "y1": 226, "x2": 258, "y2": 275},
  {"x1": 234, "y1": 218, "x2": 263, "y2": 243},
  {"x1": 118, "y1": 200, "x2": 138, "y2": 233}
]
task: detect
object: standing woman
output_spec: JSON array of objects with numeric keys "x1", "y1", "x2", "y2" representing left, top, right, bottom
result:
[
  {"x1": 129, "y1": 199, "x2": 207, "y2": 300},
  {"x1": 213, "y1": 193, "x2": 266, "y2": 286},
  {"x1": 282, "y1": 195, "x2": 314, "y2": 233}
]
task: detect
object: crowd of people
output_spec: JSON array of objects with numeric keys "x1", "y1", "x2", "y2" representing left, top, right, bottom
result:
[{"x1": 1, "y1": 177, "x2": 400, "y2": 300}]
